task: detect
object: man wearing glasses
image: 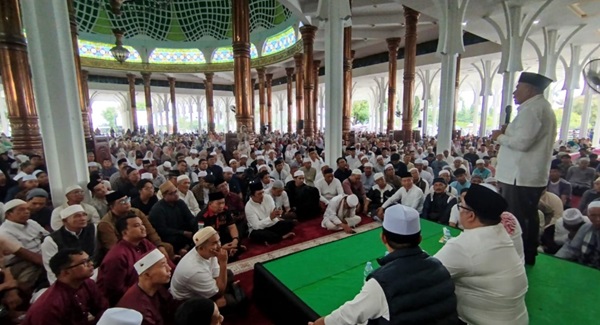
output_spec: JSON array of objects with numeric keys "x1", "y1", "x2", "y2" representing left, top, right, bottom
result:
[
  {"x1": 434, "y1": 184, "x2": 528, "y2": 325},
  {"x1": 22, "y1": 248, "x2": 108, "y2": 325},
  {"x1": 41, "y1": 205, "x2": 98, "y2": 285},
  {"x1": 49, "y1": 185, "x2": 100, "y2": 231}
]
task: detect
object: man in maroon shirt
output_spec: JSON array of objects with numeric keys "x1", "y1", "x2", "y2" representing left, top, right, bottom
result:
[
  {"x1": 118, "y1": 249, "x2": 176, "y2": 325},
  {"x1": 22, "y1": 248, "x2": 108, "y2": 325},
  {"x1": 97, "y1": 213, "x2": 164, "y2": 306}
]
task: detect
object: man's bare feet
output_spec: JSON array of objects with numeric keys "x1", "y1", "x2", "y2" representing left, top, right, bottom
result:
[{"x1": 282, "y1": 232, "x2": 296, "y2": 239}]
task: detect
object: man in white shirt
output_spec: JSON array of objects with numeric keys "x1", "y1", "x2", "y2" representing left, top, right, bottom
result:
[
  {"x1": 244, "y1": 182, "x2": 295, "y2": 245},
  {"x1": 308, "y1": 148, "x2": 323, "y2": 172},
  {"x1": 50, "y1": 185, "x2": 101, "y2": 231},
  {"x1": 492, "y1": 72, "x2": 556, "y2": 265},
  {"x1": 321, "y1": 194, "x2": 361, "y2": 233},
  {"x1": 314, "y1": 168, "x2": 344, "y2": 209},
  {"x1": 170, "y1": 227, "x2": 244, "y2": 310},
  {"x1": 0, "y1": 199, "x2": 48, "y2": 290},
  {"x1": 185, "y1": 149, "x2": 200, "y2": 168},
  {"x1": 269, "y1": 159, "x2": 289, "y2": 182},
  {"x1": 309, "y1": 204, "x2": 458, "y2": 325},
  {"x1": 414, "y1": 159, "x2": 433, "y2": 185},
  {"x1": 378, "y1": 172, "x2": 424, "y2": 217},
  {"x1": 177, "y1": 175, "x2": 201, "y2": 215},
  {"x1": 435, "y1": 184, "x2": 528, "y2": 325},
  {"x1": 266, "y1": 181, "x2": 296, "y2": 221}
]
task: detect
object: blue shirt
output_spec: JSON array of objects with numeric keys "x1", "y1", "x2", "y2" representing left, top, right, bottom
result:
[
  {"x1": 472, "y1": 168, "x2": 492, "y2": 179},
  {"x1": 450, "y1": 180, "x2": 471, "y2": 193}
]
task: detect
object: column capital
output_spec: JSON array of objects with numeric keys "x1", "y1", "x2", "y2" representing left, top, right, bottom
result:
[
  {"x1": 257, "y1": 67, "x2": 266, "y2": 77},
  {"x1": 204, "y1": 72, "x2": 214, "y2": 82},
  {"x1": 81, "y1": 69, "x2": 89, "y2": 80},
  {"x1": 294, "y1": 53, "x2": 304, "y2": 66},
  {"x1": 266, "y1": 73, "x2": 273, "y2": 82},
  {"x1": 141, "y1": 72, "x2": 151, "y2": 84},
  {"x1": 126, "y1": 73, "x2": 136, "y2": 82},
  {"x1": 299, "y1": 25, "x2": 318, "y2": 42},
  {"x1": 403, "y1": 6, "x2": 420, "y2": 20},
  {"x1": 313, "y1": 60, "x2": 321, "y2": 69},
  {"x1": 167, "y1": 77, "x2": 176, "y2": 84},
  {"x1": 386, "y1": 37, "x2": 402, "y2": 51},
  {"x1": 285, "y1": 67, "x2": 294, "y2": 76}
]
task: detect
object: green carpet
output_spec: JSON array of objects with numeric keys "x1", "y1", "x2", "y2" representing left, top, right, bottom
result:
[{"x1": 263, "y1": 220, "x2": 600, "y2": 324}]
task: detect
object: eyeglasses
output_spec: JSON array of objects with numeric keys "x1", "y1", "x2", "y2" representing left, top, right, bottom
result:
[
  {"x1": 67, "y1": 258, "x2": 94, "y2": 269},
  {"x1": 119, "y1": 197, "x2": 131, "y2": 205},
  {"x1": 457, "y1": 204, "x2": 474, "y2": 212}
]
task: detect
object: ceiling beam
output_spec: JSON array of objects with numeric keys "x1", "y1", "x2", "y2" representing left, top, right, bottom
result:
[
  {"x1": 351, "y1": 13, "x2": 404, "y2": 26},
  {"x1": 303, "y1": 0, "x2": 397, "y2": 16}
]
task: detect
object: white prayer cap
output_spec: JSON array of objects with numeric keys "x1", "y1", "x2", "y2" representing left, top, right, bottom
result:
[
  {"x1": 13, "y1": 172, "x2": 25, "y2": 181},
  {"x1": 360, "y1": 156, "x2": 369, "y2": 161},
  {"x1": 376, "y1": 155, "x2": 383, "y2": 160},
  {"x1": 294, "y1": 170, "x2": 305, "y2": 177},
  {"x1": 563, "y1": 208, "x2": 585, "y2": 226},
  {"x1": 384, "y1": 164, "x2": 394, "y2": 170},
  {"x1": 141, "y1": 173, "x2": 153, "y2": 180},
  {"x1": 255, "y1": 150, "x2": 263, "y2": 155},
  {"x1": 241, "y1": 154, "x2": 248, "y2": 159},
  {"x1": 32, "y1": 170, "x2": 44, "y2": 177},
  {"x1": 409, "y1": 167, "x2": 419, "y2": 173},
  {"x1": 587, "y1": 201, "x2": 600, "y2": 211},
  {"x1": 193, "y1": 227, "x2": 217, "y2": 247},
  {"x1": 87, "y1": 162, "x2": 99, "y2": 168},
  {"x1": 190, "y1": 149, "x2": 199, "y2": 154},
  {"x1": 223, "y1": 167, "x2": 233, "y2": 173},
  {"x1": 163, "y1": 162, "x2": 172, "y2": 168},
  {"x1": 229, "y1": 159, "x2": 238, "y2": 165},
  {"x1": 346, "y1": 194, "x2": 359, "y2": 208},
  {"x1": 351, "y1": 169, "x2": 362, "y2": 176},
  {"x1": 580, "y1": 157, "x2": 590, "y2": 163},
  {"x1": 4, "y1": 199, "x2": 27, "y2": 213},
  {"x1": 236, "y1": 167, "x2": 246, "y2": 173},
  {"x1": 422, "y1": 160, "x2": 429, "y2": 166},
  {"x1": 258, "y1": 165, "x2": 269, "y2": 172},
  {"x1": 97, "y1": 308, "x2": 143, "y2": 325},
  {"x1": 414, "y1": 159, "x2": 423, "y2": 164},
  {"x1": 134, "y1": 249, "x2": 165, "y2": 275},
  {"x1": 65, "y1": 185, "x2": 82, "y2": 194},
  {"x1": 364, "y1": 162, "x2": 373, "y2": 168},
  {"x1": 177, "y1": 175, "x2": 190, "y2": 183},
  {"x1": 209, "y1": 152, "x2": 217, "y2": 156},
  {"x1": 479, "y1": 183, "x2": 498, "y2": 193},
  {"x1": 484, "y1": 177, "x2": 497, "y2": 184},
  {"x1": 374, "y1": 172, "x2": 384, "y2": 181},
  {"x1": 22, "y1": 174, "x2": 37, "y2": 182},
  {"x1": 197, "y1": 171, "x2": 208, "y2": 177},
  {"x1": 60, "y1": 204, "x2": 85, "y2": 220},
  {"x1": 257, "y1": 155, "x2": 266, "y2": 161},
  {"x1": 454, "y1": 157, "x2": 463, "y2": 162},
  {"x1": 303, "y1": 157, "x2": 311, "y2": 163},
  {"x1": 383, "y1": 205, "x2": 421, "y2": 235},
  {"x1": 476, "y1": 159, "x2": 485, "y2": 165},
  {"x1": 439, "y1": 170, "x2": 450, "y2": 176},
  {"x1": 16, "y1": 154, "x2": 29, "y2": 162}
]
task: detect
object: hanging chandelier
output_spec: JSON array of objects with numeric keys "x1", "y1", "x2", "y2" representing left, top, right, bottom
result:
[{"x1": 110, "y1": 29, "x2": 130, "y2": 64}]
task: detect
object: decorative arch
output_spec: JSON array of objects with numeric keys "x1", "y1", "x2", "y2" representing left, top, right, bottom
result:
[
  {"x1": 262, "y1": 26, "x2": 296, "y2": 56},
  {"x1": 212, "y1": 44, "x2": 258, "y2": 62}
]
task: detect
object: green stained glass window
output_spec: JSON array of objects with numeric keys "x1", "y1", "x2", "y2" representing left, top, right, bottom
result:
[
  {"x1": 78, "y1": 39, "x2": 142, "y2": 63},
  {"x1": 262, "y1": 26, "x2": 296, "y2": 56},
  {"x1": 212, "y1": 44, "x2": 257, "y2": 62},
  {"x1": 149, "y1": 48, "x2": 206, "y2": 64}
]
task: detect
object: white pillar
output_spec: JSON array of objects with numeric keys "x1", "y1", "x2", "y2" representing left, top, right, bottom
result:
[
  {"x1": 592, "y1": 95, "x2": 600, "y2": 146},
  {"x1": 21, "y1": 0, "x2": 89, "y2": 206},
  {"x1": 433, "y1": 0, "x2": 468, "y2": 152},
  {"x1": 580, "y1": 85, "x2": 593, "y2": 139},
  {"x1": 318, "y1": 0, "x2": 350, "y2": 165},
  {"x1": 0, "y1": 91, "x2": 9, "y2": 134},
  {"x1": 473, "y1": 60, "x2": 498, "y2": 136}
]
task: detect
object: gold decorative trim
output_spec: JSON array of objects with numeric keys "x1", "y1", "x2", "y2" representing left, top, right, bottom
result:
[{"x1": 80, "y1": 41, "x2": 303, "y2": 73}]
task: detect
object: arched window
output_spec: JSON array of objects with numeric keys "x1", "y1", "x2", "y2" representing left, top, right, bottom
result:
[
  {"x1": 262, "y1": 26, "x2": 296, "y2": 56},
  {"x1": 149, "y1": 48, "x2": 206, "y2": 64},
  {"x1": 78, "y1": 40, "x2": 142, "y2": 63}
]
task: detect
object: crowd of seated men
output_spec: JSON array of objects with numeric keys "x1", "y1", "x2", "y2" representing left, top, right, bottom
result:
[{"x1": 0, "y1": 130, "x2": 598, "y2": 324}]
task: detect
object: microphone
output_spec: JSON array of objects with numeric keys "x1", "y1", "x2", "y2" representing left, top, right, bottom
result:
[{"x1": 504, "y1": 105, "x2": 512, "y2": 125}]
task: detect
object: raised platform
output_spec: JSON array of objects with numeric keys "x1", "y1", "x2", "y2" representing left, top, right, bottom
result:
[{"x1": 254, "y1": 220, "x2": 600, "y2": 325}]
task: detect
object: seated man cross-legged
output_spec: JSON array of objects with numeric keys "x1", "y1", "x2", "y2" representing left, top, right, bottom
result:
[
  {"x1": 245, "y1": 182, "x2": 295, "y2": 245},
  {"x1": 321, "y1": 194, "x2": 361, "y2": 234}
]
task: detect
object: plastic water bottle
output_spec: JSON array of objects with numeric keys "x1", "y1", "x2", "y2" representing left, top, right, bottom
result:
[
  {"x1": 443, "y1": 227, "x2": 452, "y2": 242},
  {"x1": 197, "y1": 221, "x2": 204, "y2": 231},
  {"x1": 363, "y1": 261, "x2": 374, "y2": 282}
]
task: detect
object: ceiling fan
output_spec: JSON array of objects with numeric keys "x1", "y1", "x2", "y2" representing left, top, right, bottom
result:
[{"x1": 583, "y1": 59, "x2": 600, "y2": 94}]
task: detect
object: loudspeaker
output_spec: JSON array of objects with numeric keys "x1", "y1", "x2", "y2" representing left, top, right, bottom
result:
[
  {"x1": 418, "y1": 120, "x2": 422, "y2": 128},
  {"x1": 297, "y1": 120, "x2": 304, "y2": 130}
]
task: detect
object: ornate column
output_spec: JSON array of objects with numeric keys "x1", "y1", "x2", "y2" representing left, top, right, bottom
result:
[
  {"x1": 453, "y1": 54, "x2": 462, "y2": 138},
  {"x1": 294, "y1": 53, "x2": 305, "y2": 134},
  {"x1": 266, "y1": 73, "x2": 273, "y2": 132},
  {"x1": 386, "y1": 38, "x2": 401, "y2": 133},
  {"x1": 168, "y1": 77, "x2": 177, "y2": 134},
  {"x1": 204, "y1": 72, "x2": 215, "y2": 132},
  {"x1": 343, "y1": 22, "x2": 354, "y2": 141},
  {"x1": 313, "y1": 60, "x2": 320, "y2": 133},
  {"x1": 250, "y1": 78, "x2": 256, "y2": 132},
  {"x1": 126, "y1": 74, "x2": 138, "y2": 132},
  {"x1": 0, "y1": 0, "x2": 43, "y2": 154},
  {"x1": 300, "y1": 25, "x2": 318, "y2": 138},
  {"x1": 257, "y1": 67, "x2": 266, "y2": 134},
  {"x1": 402, "y1": 6, "x2": 419, "y2": 141},
  {"x1": 286, "y1": 67, "x2": 294, "y2": 133},
  {"x1": 141, "y1": 72, "x2": 154, "y2": 134},
  {"x1": 232, "y1": 0, "x2": 252, "y2": 132},
  {"x1": 80, "y1": 70, "x2": 94, "y2": 136},
  {"x1": 67, "y1": 0, "x2": 94, "y2": 150}
]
